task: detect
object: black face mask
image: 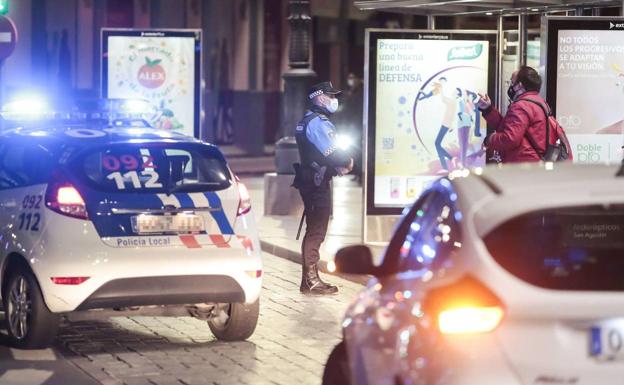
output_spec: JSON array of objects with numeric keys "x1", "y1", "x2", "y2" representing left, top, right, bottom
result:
[{"x1": 506, "y1": 82, "x2": 517, "y2": 100}]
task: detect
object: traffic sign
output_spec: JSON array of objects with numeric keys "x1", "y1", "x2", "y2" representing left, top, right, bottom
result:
[{"x1": 0, "y1": 15, "x2": 17, "y2": 60}]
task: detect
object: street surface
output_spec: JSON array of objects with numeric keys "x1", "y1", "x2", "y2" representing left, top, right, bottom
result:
[{"x1": 0, "y1": 252, "x2": 363, "y2": 385}]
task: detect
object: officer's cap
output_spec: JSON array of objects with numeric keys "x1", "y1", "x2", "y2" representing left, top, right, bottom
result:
[{"x1": 308, "y1": 81, "x2": 342, "y2": 99}]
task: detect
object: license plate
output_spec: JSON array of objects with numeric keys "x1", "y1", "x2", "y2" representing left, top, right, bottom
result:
[
  {"x1": 590, "y1": 321, "x2": 624, "y2": 360},
  {"x1": 132, "y1": 214, "x2": 205, "y2": 234}
]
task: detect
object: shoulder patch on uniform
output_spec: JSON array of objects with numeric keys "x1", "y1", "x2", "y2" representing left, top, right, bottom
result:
[
  {"x1": 323, "y1": 146, "x2": 336, "y2": 157},
  {"x1": 296, "y1": 124, "x2": 304, "y2": 132}
]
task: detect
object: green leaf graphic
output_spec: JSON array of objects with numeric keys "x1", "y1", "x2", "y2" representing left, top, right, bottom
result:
[
  {"x1": 144, "y1": 57, "x2": 162, "y2": 67},
  {"x1": 474, "y1": 44, "x2": 483, "y2": 57}
]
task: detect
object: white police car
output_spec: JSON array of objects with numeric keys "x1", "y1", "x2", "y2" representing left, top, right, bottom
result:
[
  {"x1": 0, "y1": 116, "x2": 261, "y2": 349},
  {"x1": 324, "y1": 163, "x2": 624, "y2": 385}
]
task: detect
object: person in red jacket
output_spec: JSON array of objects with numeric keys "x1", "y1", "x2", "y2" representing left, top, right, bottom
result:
[{"x1": 477, "y1": 66, "x2": 559, "y2": 163}]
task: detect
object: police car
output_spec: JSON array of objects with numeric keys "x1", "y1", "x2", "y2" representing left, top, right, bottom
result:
[
  {"x1": 324, "y1": 163, "x2": 624, "y2": 385},
  {"x1": 0, "y1": 100, "x2": 261, "y2": 349}
]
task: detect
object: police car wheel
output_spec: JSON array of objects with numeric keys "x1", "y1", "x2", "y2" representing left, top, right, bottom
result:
[
  {"x1": 322, "y1": 342, "x2": 351, "y2": 385},
  {"x1": 208, "y1": 299, "x2": 259, "y2": 341},
  {"x1": 3, "y1": 266, "x2": 60, "y2": 349}
]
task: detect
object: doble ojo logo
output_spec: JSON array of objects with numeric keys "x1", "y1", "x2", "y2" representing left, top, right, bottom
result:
[
  {"x1": 576, "y1": 144, "x2": 603, "y2": 163},
  {"x1": 138, "y1": 57, "x2": 166, "y2": 89}
]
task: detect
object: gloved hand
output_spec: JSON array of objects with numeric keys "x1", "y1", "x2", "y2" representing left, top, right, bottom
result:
[
  {"x1": 335, "y1": 158, "x2": 354, "y2": 176},
  {"x1": 476, "y1": 93, "x2": 492, "y2": 111}
]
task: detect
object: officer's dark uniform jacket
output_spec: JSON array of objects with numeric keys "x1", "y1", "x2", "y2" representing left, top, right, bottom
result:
[{"x1": 293, "y1": 105, "x2": 352, "y2": 191}]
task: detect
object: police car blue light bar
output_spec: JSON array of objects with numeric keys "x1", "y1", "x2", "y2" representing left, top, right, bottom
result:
[
  {"x1": 1, "y1": 95, "x2": 50, "y2": 120},
  {"x1": 1, "y1": 97, "x2": 155, "y2": 128}
]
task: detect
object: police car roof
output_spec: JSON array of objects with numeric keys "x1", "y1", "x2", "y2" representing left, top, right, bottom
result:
[{"x1": 0, "y1": 125, "x2": 206, "y2": 146}]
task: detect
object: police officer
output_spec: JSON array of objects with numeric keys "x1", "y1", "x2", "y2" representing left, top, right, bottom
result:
[{"x1": 293, "y1": 81, "x2": 353, "y2": 295}]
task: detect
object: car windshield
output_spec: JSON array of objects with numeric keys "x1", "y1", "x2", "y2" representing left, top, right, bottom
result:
[
  {"x1": 484, "y1": 205, "x2": 624, "y2": 291},
  {"x1": 74, "y1": 143, "x2": 232, "y2": 193}
]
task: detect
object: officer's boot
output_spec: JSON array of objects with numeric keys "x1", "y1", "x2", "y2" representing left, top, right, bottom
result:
[{"x1": 300, "y1": 263, "x2": 338, "y2": 295}]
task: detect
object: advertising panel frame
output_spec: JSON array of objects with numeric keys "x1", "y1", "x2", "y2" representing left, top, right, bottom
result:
[
  {"x1": 101, "y1": 29, "x2": 202, "y2": 139},
  {"x1": 364, "y1": 28, "x2": 498, "y2": 244},
  {"x1": 542, "y1": 16, "x2": 624, "y2": 164},
  {"x1": 543, "y1": 16, "x2": 624, "y2": 116}
]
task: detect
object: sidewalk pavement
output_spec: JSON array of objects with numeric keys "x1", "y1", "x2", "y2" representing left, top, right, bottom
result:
[
  {"x1": 243, "y1": 176, "x2": 384, "y2": 284},
  {"x1": 222, "y1": 144, "x2": 276, "y2": 176}
]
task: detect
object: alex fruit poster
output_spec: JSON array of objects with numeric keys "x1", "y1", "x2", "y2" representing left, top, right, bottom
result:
[
  {"x1": 374, "y1": 39, "x2": 489, "y2": 207},
  {"x1": 106, "y1": 33, "x2": 197, "y2": 137}
]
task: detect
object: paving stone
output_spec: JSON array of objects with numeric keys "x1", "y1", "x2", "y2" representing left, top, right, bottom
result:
[{"x1": 50, "y1": 252, "x2": 362, "y2": 385}]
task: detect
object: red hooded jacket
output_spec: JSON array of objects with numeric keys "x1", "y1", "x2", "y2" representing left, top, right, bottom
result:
[{"x1": 484, "y1": 91, "x2": 562, "y2": 163}]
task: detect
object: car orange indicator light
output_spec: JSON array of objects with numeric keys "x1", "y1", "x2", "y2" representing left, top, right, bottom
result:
[
  {"x1": 51, "y1": 277, "x2": 90, "y2": 285},
  {"x1": 423, "y1": 276, "x2": 505, "y2": 335},
  {"x1": 438, "y1": 306, "x2": 504, "y2": 335}
]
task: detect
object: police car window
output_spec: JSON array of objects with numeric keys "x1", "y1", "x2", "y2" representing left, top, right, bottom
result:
[
  {"x1": 0, "y1": 143, "x2": 58, "y2": 189},
  {"x1": 77, "y1": 144, "x2": 231, "y2": 193}
]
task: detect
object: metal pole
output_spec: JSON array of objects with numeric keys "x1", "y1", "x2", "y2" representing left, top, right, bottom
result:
[
  {"x1": 274, "y1": 0, "x2": 316, "y2": 174},
  {"x1": 496, "y1": 15, "x2": 504, "y2": 109},
  {"x1": 575, "y1": 7, "x2": 584, "y2": 16},
  {"x1": 0, "y1": 59, "x2": 3, "y2": 110},
  {"x1": 592, "y1": 7, "x2": 601, "y2": 16},
  {"x1": 338, "y1": 0, "x2": 349, "y2": 86},
  {"x1": 0, "y1": 59, "x2": 3, "y2": 131},
  {"x1": 518, "y1": 14, "x2": 527, "y2": 67},
  {"x1": 427, "y1": 15, "x2": 436, "y2": 29},
  {"x1": 249, "y1": 0, "x2": 259, "y2": 91}
]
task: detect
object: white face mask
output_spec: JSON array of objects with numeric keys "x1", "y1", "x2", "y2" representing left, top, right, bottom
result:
[
  {"x1": 326, "y1": 98, "x2": 339, "y2": 113},
  {"x1": 347, "y1": 79, "x2": 355, "y2": 88}
]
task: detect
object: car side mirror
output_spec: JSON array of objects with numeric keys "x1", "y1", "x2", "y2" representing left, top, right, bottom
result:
[{"x1": 334, "y1": 245, "x2": 377, "y2": 275}]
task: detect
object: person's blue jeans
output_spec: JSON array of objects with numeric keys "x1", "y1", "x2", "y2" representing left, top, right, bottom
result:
[{"x1": 435, "y1": 125, "x2": 453, "y2": 170}]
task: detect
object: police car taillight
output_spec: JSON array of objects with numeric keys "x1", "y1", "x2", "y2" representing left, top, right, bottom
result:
[
  {"x1": 45, "y1": 183, "x2": 88, "y2": 220},
  {"x1": 237, "y1": 181, "x2": 251, "y2": 216}
]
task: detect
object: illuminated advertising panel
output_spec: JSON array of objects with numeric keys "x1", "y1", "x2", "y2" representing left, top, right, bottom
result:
[
  {"x1": 365, "y1": 30, "x2": 497, "y2": 218},
  {"x1": 102, "y1": 29, "x2": 202, "y2": 138},
  {"x1": 545, "y1": 17, "x2": 624, "y2": 164}
]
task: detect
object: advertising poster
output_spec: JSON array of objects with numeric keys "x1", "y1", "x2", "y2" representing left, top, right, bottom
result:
[
  {"x1": 556, "y1": 29, "x2": 624, "y2": 164},
  {"x1": 373, "y1": 38, "x2": 490, "y2": 208},
  {"x1": 103, "y1": 30, "x2": 201, "y2": 138}
]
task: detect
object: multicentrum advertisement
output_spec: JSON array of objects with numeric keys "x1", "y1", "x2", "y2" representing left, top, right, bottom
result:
[
  {"x1": 368, "y1": 31, "x2": 495, "y2": 213},
  {"x1": 546, "y1": 17, "x2": 624, "y2": 164},
  {"x1": 102, "y1": 30, "x2": 202, "y2": 138}
]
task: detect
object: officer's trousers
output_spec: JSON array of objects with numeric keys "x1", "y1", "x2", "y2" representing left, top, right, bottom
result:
[{"x1": 299, "y1": 184, "x2": 331, "y2": 266}]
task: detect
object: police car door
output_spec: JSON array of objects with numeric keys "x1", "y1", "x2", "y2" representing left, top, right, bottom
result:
[{"x1": 0, "y1": 141, "x2": 54, "y2": 265}]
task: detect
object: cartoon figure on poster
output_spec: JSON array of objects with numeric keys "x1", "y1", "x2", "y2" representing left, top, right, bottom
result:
[{"x1": 414, "y1": 71, "x2": 486, "y2": 174}]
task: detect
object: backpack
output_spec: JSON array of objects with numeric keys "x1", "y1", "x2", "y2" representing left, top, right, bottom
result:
[{"x1": 519, "y1": 98, "x2": 573, "y2": 162}]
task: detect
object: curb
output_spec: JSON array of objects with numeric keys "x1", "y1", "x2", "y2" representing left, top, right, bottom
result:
[{"x1": 259, "y1": 239, "x2": 369, "y2": 285}]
